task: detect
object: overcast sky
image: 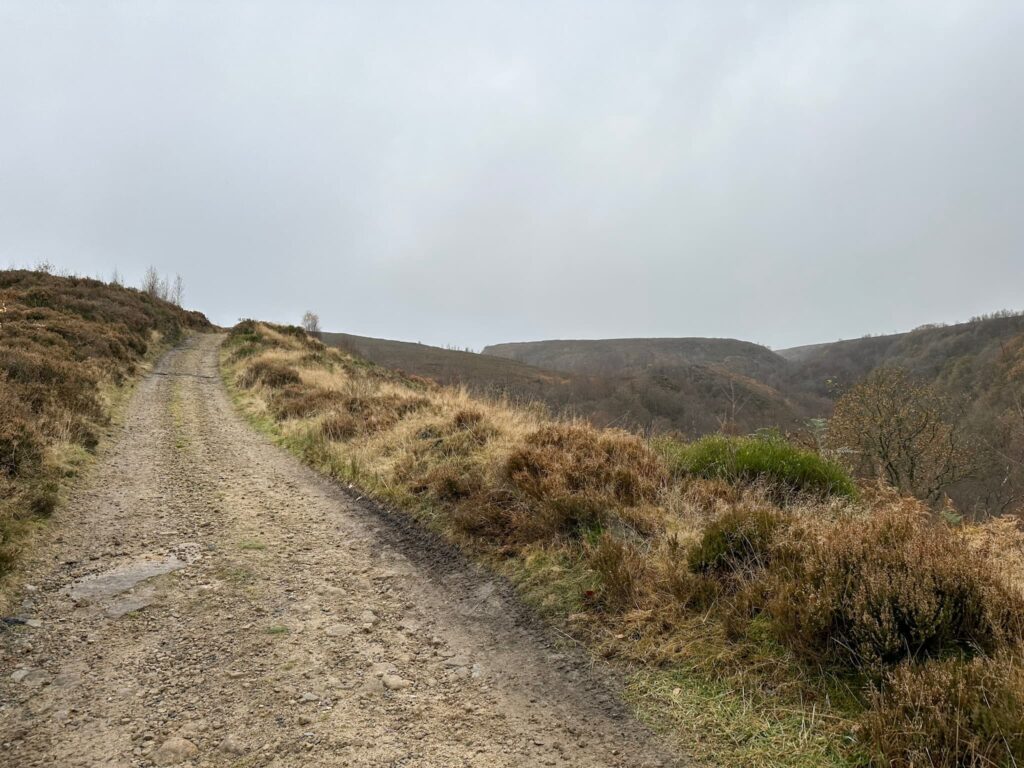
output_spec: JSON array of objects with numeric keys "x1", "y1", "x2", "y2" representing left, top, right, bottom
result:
[{"x1": 1, "y1": 1, "x2": 1021, "y2": 350}]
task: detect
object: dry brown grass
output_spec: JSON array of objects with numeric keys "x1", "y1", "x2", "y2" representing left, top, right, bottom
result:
[
  {"x1": 223, "y1": 321, "x2": 1024, "y2": 767},
  {"x1": 503, "y1": 423, "x2": 667, "y2": 540},
  {"x1": 238, "y1": 359, "x2": 301, "y2": 389}
]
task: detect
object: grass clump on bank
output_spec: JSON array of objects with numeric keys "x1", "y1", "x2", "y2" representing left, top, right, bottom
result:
[
  {"x1": 660, "y1": 432, "x2": 856, "y2": 500},
  {"x1": 222, "y1": 321, "x2": 1024, "y2": 767},
  {"x1": 0, "y1": 269, "x2": 209, "y2": 580}
]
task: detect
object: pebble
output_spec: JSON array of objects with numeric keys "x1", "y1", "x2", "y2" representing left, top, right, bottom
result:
[
  {"x1": 152, "y1": 736, "x2": 199, "y2": 766},
  {"x1": 382, "y1": 674, "x2": 411, "y2": 691},
  {"x1": 219, "y1": 734, "x2": 246, "y2": 755}
]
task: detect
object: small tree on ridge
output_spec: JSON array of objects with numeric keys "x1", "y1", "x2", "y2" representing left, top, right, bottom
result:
[{"x1": 302, "y1": 311, "x2": 321, "y2": 339}]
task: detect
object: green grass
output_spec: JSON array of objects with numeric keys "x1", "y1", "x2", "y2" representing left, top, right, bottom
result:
[
  {"x1": 265, "y1": 624, "x2": 289, "y2": 635},
  {"x1": 658, "y1": 433, "x2": 856, "y2": 499},
  {"x1": 627, "y1": 666, "x2": 861, "y2": 767},
  {"x1": 502, "y1": 546, "x2": 597, "y2": 621},
  {"x1": 238, "y1": 539, "x2": 266, "y2": 550},
  {"x1": 215, "y1": 564, "x2": 256, "y2": 585}
]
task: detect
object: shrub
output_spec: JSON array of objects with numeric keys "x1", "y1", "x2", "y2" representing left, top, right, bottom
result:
[
  {"x1": 861, "y1": 654, "x2": 1024, "y2": 767},
  {"x1": 0, "y1": 393, "x2": 43, "y2": 478},
  {"x1": 769, "y1": 503, "x2": 1024, "y2": 670},
  {"x1": 587, "y1": 532, "x2": 648, "y2": 610},
  {"x1": 828, "y1": 367, "x2": 977, "y2": 504},
  {"x1": 413, "y1": 458, "x2": 485, "y2": 503},
  {"x1": 270, "y1": 386, "x2": 344, "y2": 419},
  {"x1": 396, "y1": 411, "x2": 498, "y2": 511},
  {"x1": 237, "y1": 360, "x2": 301, "y2": 389},
  {"x1": 319, "y1": 413, "x2": 357, "y2": 441},
  {"x1": 504, "y1": 424, "x2": 667, "y2": 539},
  {"x1": 688, "y1": 504, "x2": 787, "y2": 577},
  {"x1": 410, "y1": 410, "x2": 496, "y2": 457},
  {"x1": 319, "y1": 394, "x2": 431, "y2": 440},
  {"x1": 661, "y1": 433, "x2": 855, "y2": 500}
]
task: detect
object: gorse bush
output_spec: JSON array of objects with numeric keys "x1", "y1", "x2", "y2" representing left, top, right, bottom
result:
[
  {"x1": 767, "y1": 502, "x2": 1024, "y2": 669},
  {"x1": 661, "y1": 432, "x2": 856, "y2": 500}
]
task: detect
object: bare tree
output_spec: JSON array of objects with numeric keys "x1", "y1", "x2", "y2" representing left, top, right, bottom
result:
[
  {"x1": 828, "y1": 368, "x2": 979, "y2": 504},
  {"x1": 302, "y1": 311, "x2": 321, "y2": 338},
  {"x1": 170, "y1": 274, "x2": 184, "y2": 306},
  {"x1": 715, "y1": 378, "x2": 751, "y2": 435},
  {"x1": 111, "y1": 268, "x2": 122, "y2": 286},
  {"x1": 142, "y1": 266, "x2": 161, "y2": 297}
]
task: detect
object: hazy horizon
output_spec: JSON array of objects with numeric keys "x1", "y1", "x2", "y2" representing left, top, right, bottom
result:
[{"x1": 3, "y1": 2, "x2": 1022, "y2": 350}]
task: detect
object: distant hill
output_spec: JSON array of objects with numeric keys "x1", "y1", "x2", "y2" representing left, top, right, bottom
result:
[
  {"x1": 320, "y1": 332, "x2": 574, "y2": 402},
  {"x1": 483, "y1": 337, "x2": 788, "y2": 382},
  {"x1": 322, "y1": 332, "x2": 818, "y2": 436},
  {"x1": 779, "y1": 314, "x2": 1024, "y2": 399}
]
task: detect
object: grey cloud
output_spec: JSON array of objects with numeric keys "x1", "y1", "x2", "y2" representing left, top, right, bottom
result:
[{"x1": 1, "y1": 1, "x2": 1021, "y2": 349}]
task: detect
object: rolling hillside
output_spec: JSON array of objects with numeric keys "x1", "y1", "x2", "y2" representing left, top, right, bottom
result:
[
  {"x1": 320, "y1": 332, "x2": 574, "y2": 402},
  {"x1": 483, "y1": 336, "x2": 789, "y2": 381},
  {"x1": 779, "y1": 314, "x2": 1024, "y2": 398},
  {"x1": 322, "y1": 332, "x2": 819, "y2": 436}
]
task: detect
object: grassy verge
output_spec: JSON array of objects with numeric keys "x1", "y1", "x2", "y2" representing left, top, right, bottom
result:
[{"x1": 221, "y1": 321, "x2": 1024, "y2": 767}]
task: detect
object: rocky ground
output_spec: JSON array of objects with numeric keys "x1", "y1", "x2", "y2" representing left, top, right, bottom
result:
[{"x1": 0, "y1": 334, "x2": 680, "y2": 767}]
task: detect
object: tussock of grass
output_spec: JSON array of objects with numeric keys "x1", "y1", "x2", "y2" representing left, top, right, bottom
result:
[
  {"x1": 687, "y1": 504, "x2": 787, "y2": 577},
  {"x1": 222, "y1": 321, "x2": 1024, "y2": 766},
  {"x1": 504, "y1": 423, "x2": 667, "y2": 540},
  {"x1": 660, "y1": 432, "x2": 856, "y2": 500}
]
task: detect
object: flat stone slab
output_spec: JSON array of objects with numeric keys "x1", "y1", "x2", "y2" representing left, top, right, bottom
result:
[{"x1": 63, "y1": 555, "x2": 186, "y2": 605}]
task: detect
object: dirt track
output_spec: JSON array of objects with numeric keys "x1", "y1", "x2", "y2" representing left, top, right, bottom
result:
[{"x1": 0, "y1": 334, "x2": 678, "y2": 767}]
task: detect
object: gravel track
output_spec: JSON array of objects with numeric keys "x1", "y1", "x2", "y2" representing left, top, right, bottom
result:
[{"x1": 0, "y1": 334, "x2": 680, "y2": 767}]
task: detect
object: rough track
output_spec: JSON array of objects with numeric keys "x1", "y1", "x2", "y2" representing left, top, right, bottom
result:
[{"x1": 0, "y1": 334, "x2": 678, "y2": 767}]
